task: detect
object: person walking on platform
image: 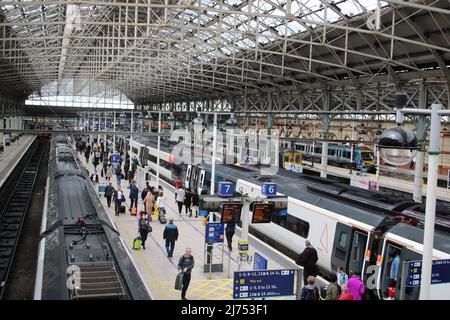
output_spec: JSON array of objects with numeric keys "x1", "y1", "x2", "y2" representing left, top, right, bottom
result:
[
  {"x1": 138, "y1": 217, "x2": 151, "y2": 250},
  {"x1": 105, "y1": 164, "x2": 113, "y2": 182},
  {"x1": 84, "y1": 148, "x2": 90, "y2": 163},
  {"x1": 175, "y1": 187, "x2": 186, "y2": 216},
  {"x1": 347, "y1": 272, "x2": 365, "y2": 300},
  {"x1": 163, "y1": 218, "x2": 178, "y2": 258},
  {"x1": 157, "y1": 190, "x2": 166, "y2": 217},
  {"x1": 295, "y1": 240, "x2": 318, "y2": 284},
  {"x1": 90, "y1": 171, "x2": 99, "y2": 184},
  {"x1": 184, "y1": 188, "x2": 192, "y2": 216},
  {"x1": 113, "y1": 187, "x2": 126, "y2": 216},
  {"x1": 124, "y1": 157, "x2": 130, "y2": 182},
  {"x1": 300, "y1": 276, "x2": 319, "y2": 300},
  {"x1": 129, "y1": 182, "x2": 139, "y2": 214},
  {"x1": 115, "y1": 166, "x2": 123, "y2": 187},
  {"x1": 191, "y1": 189, "x2": 199, "y2": 218},
  {"x1": 101, "y1": 157, "x2": 108, "y2": 178},
  {"x1": 104, "y1": 182, "x2": 115, "y2": 208},
  {"x1": 325, "y1": 274, "x2": 341, "y2": 300},
  {"x1": 225, "y1": 222, "x2": 236, "y2": 251},
  {"x1": 144, "y1": 188, "x2": 154, "y2": 217},
  {"x1": 178, "y1": 248, "x2": 194, "y2": 300},
  {"x1": 141, "y1": 182, "x2": 151, "y2": 212}
]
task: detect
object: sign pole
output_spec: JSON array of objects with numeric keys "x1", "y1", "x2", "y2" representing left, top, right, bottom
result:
[
  {"x1": 295, "y1": 268, "x2": 303, "y2": 300},
  {"x1": 399, "y1": 261, "x2": 408, "y2": 300}
]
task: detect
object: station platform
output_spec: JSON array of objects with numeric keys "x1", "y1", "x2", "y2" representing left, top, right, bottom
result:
[
  {"x1": 77, "y1": 151, "x2": 302, "y2": 300},
  {"x1": 0, "y1": 135, "x2": 36, "y2": 189},
  {"x1": 303, "y1": 160, "x2": 450, "y2": 201}
]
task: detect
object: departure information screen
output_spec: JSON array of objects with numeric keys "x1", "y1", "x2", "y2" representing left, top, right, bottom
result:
[
  {"x1": 221, "y1": 203, "x2": 243, "y2": 223},
  {"x1": 251, "y1": 203, "x2": 273, "y2": 224}
]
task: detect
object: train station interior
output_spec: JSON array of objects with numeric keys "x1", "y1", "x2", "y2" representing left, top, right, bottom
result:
[{"x1": 0, "y1": 0, "x2": 449, "y2": 302}]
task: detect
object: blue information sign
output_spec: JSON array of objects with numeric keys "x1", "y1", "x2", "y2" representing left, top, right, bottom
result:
[
  {"x1": 261, "y1": 183, "x2": 277, "y2": 197},
  {"x1": 218, "y1": 182, "x2": 234, "y2": 197},
  {"x1": 205, "y1": 222, "x2": 224, "y2": 244},
  {"x1": 406, "y1": 259, "x2": 450, "y2": 287},
  {"x1": 111, "y1": 154, "x2": 120, "y2": 164},
  {"x1": 233, "y1": 269, "x2": 295, "y2": 299},
  {"x1": 199, "y1": 209, "x2": 208, "y2": 217},
  {"x1": 253, "y1": 252, "x2": 268, "y2": 271}
]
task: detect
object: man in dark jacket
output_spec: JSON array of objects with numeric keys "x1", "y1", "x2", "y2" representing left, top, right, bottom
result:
[
  {"x1": 225, "y1": 222, "x2": 236, "y2": 251},
  {"x1": 163, "y1": 218, "x2": 179, "y2": 258},
  {"x1": 104, "y1": 182, "x2": 115, "y2": 208},
  {"x1": 141, "y1": 182, "x2": 150, "y2": 211},
  {"x1": 296, "y1": 240, "x2": 319, "y2": 284},
  {"x1": 129, "y1": 182, "x2": 139, "y2": 213},
  {"x1": 178, "y1": 247, "x2": 194, "y2": 300}
]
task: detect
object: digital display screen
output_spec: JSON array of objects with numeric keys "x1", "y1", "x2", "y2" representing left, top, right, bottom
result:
[
  {"x1": 251, "y1": 203, "x2": 273, "y2": 224},
  {"x1": 221, "y1": 203, "x2": 243, "y2": 223}
]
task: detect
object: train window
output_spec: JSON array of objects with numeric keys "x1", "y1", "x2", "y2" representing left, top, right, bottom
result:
[
  {"x1": 295, "y1": 145, "x2": 301, "y2": 151},
  {"x1": 314, "y1": 147, "x2": 321, "y2": 154},
  {"x1": 338, "y1": 232, "x2": 348, "y2": 249},
  {"x1": 295, "y1": 155, "x2": 301, "y2": 163},
  {"x1": 271, "y1": 212, "x2": 309, "y2": 238},
  {"x1": 299, "y1": 145, "x2": 305, "y2": 151},
  {"x1": 132, "y1": 147, "x2": 139, "y2": 155},
  {"x1": 328, "y1": 149, "x2": 335, "y2": 156}
]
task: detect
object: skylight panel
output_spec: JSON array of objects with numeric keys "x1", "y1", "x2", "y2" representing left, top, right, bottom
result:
[
  {"x1": 337, "y1": 1, "x2": 364, "y2": 16},
  {"x1": 224, "y1": 0, "x2": 244, "y2": 6}
]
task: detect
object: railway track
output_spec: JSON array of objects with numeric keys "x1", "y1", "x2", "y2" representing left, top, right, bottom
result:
[{"x1": 0, "y1": 142, "x2": 44, "y2": 299}]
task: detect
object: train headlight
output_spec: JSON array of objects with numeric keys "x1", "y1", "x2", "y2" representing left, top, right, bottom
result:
[{"x1": 378, "y1": 127, "x2": 418, "y2": 166}]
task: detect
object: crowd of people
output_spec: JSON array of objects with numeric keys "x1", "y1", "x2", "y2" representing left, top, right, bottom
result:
[
  {"x1": 296, "y1": 240, "x2": 366, "y2": 300},
  {"x1": 77, "y1": 135, "x2": 372, "y2": 301}
]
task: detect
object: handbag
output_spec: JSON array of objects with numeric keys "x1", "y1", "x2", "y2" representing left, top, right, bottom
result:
[{"x1": 174, "y1": 271, "x2": 184, "y2": 291}]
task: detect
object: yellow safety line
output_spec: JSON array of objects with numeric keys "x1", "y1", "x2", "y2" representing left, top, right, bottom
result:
[{"x1": 195, "y1": 279, "x2": 233, "y2": 300}]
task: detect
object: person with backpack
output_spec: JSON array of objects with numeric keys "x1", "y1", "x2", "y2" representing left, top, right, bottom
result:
[
  {"x1": 300, "y1": 276, "x2": 319, "y2": 300},
  {"x1": 178, "y1": 247, "x2": 194, "y2": 300},
  {"x1": 336, "y1": 266, "x2": 349, "y2": 286},
  {"x1": 115, "y1": 166, "x2": 123, "y2": 187},
  {"x1": 129, "y1": 182, "x2": 139, "y2": 214},
  {"x1": 325, "y1": 274, "x2": 341, "y2": 300},
  {"x1": 296, "y1": 240, "x2": 319, "y2": 285},
  {"x1": 163, "y1": 218, "x2": 178, "y2": 258},
  {"x1": 138, "y1": 217, "x2": 151, "y2": 250}
]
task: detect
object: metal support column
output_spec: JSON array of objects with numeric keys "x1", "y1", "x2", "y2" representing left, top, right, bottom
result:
[
  {"x1": 419, "y1": 103, "x2": 441, "y2": 300},
  {"x1": 413, "y1": 115, "x2": 426, "y2": 203},
  {"x1": 211, "y1": 112, "x2": 218, "y2": 195},
  {"x1": 321, "y1": 114, "x2": 331, "y2": 178},
  {"x1": 156, "y1": 111, "x2": 162, "y2": 188}
]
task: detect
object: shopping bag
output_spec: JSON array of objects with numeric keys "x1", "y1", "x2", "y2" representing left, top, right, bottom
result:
[{"x1": 175, "y1": 272, "x2": 184, "y2": 290}]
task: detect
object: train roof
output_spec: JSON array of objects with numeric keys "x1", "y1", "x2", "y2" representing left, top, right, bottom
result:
[
  {"x1": 203, "y1": 164, "x2": 387, "y2": 227},
  {"x1": 386, "y1": 223, "x2": 450, "y2": 254}
]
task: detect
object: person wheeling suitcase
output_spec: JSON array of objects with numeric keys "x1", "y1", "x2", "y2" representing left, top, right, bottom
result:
[
  {"x1": 157, "y1": 190, "x2": 167, "y2": 224},
  {"x1": 113, "y1": 187, "x2": 126, "y2": 216}
]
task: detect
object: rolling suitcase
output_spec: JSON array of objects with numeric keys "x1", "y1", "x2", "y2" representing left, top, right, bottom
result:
[
  {"x1": 158, "y1": 208, "x2": 167, "y2": 224},
  {"x1": 132, "y1": 236, "x2": 142, "y2": 250},
  {"x1": 131, "y1": 207, "x2": 137, "y2": 216},
  {"x1": 119, "y1": 205, "x2": 126, "y2": 214},
  {"x1": 174, "y1": 272, "x2": 184, "y2": 290}
]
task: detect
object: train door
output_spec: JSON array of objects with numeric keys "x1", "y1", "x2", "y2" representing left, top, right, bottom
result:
[
  {"x1": 331, "y1": 223, "x2": 369, "y2": 276},
  {"x1": 197, "y1": 169, "x2": 206, "y2": 194},
  {"x1": 377, "y1": 241, "x2": 421, "y2": 300},
  {"x1": 190, "y1": 166, "x2": 199, "y2": 190},
  {"x1": 184, "y1": 165, "x2": 192, "y2": 189}
]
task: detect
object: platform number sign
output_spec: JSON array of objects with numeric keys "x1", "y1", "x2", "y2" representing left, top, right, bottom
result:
[
  {"x1": 218, "y1": 182, "x2": 234, "y2": 197},
  {"x1": 111, "y1": 154, "x2": 120, "y2": 164},
  {"x1": 261, "y1": 183, "x2": 277, "y2": 197}
]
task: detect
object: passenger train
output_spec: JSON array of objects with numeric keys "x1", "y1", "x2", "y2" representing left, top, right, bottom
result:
[
  {"x1": 282, "y1": 141, "x2": 377, "y2": 173},
  {"x1": 34, "y1": 135, "x2": 150, "y2": 300},
  {"x1": 120, "y1": 135, "x2": 450, "y2": 300}
]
